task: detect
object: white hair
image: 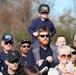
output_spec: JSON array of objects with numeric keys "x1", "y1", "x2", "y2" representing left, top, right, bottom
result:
[{"x1": 57, "y1": 45, "x2": 71, "y2": 55}]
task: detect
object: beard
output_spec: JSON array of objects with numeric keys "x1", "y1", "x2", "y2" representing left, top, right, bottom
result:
[{"x1": 39, "y1": 39, "x2": 49, "y2": 47}]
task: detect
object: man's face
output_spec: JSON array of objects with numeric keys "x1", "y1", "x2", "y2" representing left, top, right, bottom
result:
[
  {"x1": 55, "y1": 37, "x2": 66, "y2": 46},
  {"x1": 1, "y1": 41, "x2": 13, "y2": 52},
  {"x1": 73, "y1": 34, "x2": 76, "y2": 47},
  {"x1": 20, "y1": 43, "x2": 30, "y2": 54},
  {"x1": 6, "y1": 59, "x2": 19, "y2": 72},
  {"x1": 38, "y1": 31, "x2": 50, "y2": 46}
]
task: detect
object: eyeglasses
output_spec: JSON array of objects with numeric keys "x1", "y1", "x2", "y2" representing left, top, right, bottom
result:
[
  {"x1": 21, "y1": 45, "x2": 30, "y2": 48},
  {"x1": 60, "y1": 54, "x2": 71, "y2": 59},
  {"x1": 72, "y1": 51, "x2": 76, "y2": 55},
  {"x1": 5, "y1": 41, "x2": 13, "y2": 45},
  {"x1": 9, "y1": 59, "x2": 19, "y2": 64},
  {"x1": 39, "y1": 34, "x2": 50, "y2": 38}
]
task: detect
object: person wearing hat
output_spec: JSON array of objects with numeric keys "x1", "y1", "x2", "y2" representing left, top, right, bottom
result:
[
  {"x1": 2, "y1": 50, "x2": 25, "y2": 75},
  {"x1": 0, "y1": 33, "x2": 14, "y2": 68},
  {"x1": 20, "y1": 39, "x2": 31, "y2": 65},
  {"x1": 28, "y1": 4, "x2": 56, "y2": 59},
  {"x1": 28, "y1": 4, "x2": 56, "y2": 44}
]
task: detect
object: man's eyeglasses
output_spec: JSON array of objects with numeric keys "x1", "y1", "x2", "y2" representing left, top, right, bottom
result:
[
  {"x1": 72, "y1": 51, "x2": 76, "y2": 55},
  {"x1": 21, "y1": 45, "x2": 30, "y2": 48},
  {"x1": 60, "y1": 54, "x2": 71, "y2": 59},
  {"x1": 39, "y1": 34, "x2": 50, "y2": 38},
  {"x1": 5, "y1": 41, "x2": 13, "y2": 45},
  {"x1": 9, "y1": 59, "x2": 19, "y2": 64}
]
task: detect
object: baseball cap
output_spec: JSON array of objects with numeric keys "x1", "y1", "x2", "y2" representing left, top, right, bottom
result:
[
  {"x1": 38, "y1": 4, "x2": 50, "y2": 13},
  {"x1": 2, "y1": 33, "x2": 13, "y2": 42},
  {"x1": 20, "y1": 39, "x2": 31, "y2": 46},
  {"x1": 6, "y1": 50, "x2": 20, "y2": 62}
]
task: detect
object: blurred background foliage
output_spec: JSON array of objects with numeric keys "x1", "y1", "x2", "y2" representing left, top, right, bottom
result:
[{"x1": 0, "y1": 0, "x2": 76, "y2": 50}]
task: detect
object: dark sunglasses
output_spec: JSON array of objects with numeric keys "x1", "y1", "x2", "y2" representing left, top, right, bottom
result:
[
  {"x1": 72, "y1": 51, "x2": 76, "y2": 55},
  {"x1": 60, "y1": 54, "x2": 71, "y2": 59},
  {"x1": 40, "y1": 12, "x2": 49, "y2": 14},
  {"x1": 9, "y1": 59, "x2": 19, "y2": 64},
  {"x1": 21, "y1": 45, "x2": 30, "y2": 48},
  {"x1": 39, "y1": 34, "x2": 50, "y2": 38},
  {"x1": 5, "y1": 41, "x2": 13, "y2": 45}
]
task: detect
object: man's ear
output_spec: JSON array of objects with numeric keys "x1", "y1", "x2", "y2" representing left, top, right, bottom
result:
[
  {"x1": 5, "y1": 60, "x2": 8, "y2": 65},
  {"x1": 38, "y1": 13, "x2": 40, "y2": 16},
  {"x1": 1, "y1": 41, "x2": 4, "y2": 47},
  {"x1": 20, "y1": 46, "x2": 22, "y2": 51}
]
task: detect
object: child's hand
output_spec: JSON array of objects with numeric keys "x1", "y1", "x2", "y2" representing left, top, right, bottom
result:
[{"x1": 33, "y1": 31, "x2": 38, "y2": 37}]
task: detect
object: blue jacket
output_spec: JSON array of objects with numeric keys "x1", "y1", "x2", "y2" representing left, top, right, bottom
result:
[
  {"x1": 28, "y1": 17, "x2": 56, "y2": 42},
  {"x1": 0, "y1": 58, "x2": 4, "y2": 71},
  {"x1": 26, "y1": 46, "x2": 53, "y2": 70},
  {"x1": 0, "y1": 51, "x2": 7, "y2": 68}
]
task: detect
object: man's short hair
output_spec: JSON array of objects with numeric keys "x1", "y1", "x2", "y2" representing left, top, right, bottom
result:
[
  {"x1": 55, "y1": 35, "x2": 67, "y2": 42},
  {"x1": 37, "y1": 26, "x2": 50, "y2": 34}
]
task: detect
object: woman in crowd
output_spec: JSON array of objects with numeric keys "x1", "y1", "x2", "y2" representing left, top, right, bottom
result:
[
  {"x1": 48, "y1": 45, "x2": 76, "y2": 75},
  {"x1": 70, "y1": 46, "x2": 76, "y2": 71}
]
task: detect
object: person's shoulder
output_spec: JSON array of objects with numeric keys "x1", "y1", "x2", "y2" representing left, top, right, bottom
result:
[
  {"x1": 0, "y1": 51, "x2": 5, "y2": 55},
  {"x1": 47, "y1": 18, "x2": 54, "y2": 24},
  {"x1": 55, "y1": 65, "x2": 59, "y2": 69},
  {"x1": 1, "y1": 68, "x2": 8, "y2": 75},
  {"x1": 32, "y1": 17, "x2": 40, "y2": 21},
  {"x1": 48, "y1": 68, "x2": 59, "y2": 75}
]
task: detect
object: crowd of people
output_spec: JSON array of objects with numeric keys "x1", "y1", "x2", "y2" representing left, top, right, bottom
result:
[{"x1": 0, "y1": 4, "x2": 76, "y2": 75}]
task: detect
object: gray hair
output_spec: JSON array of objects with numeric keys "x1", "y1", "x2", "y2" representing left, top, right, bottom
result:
[{"x1": 57, "y1": 45, "x2": 71, "y2": 55}]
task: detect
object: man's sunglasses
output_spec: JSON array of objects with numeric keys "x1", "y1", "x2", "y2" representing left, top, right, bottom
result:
[
  {"x1": 9, "y1": 59, "x2": 19, "y2": 64},
  {"x1": 60, "y1": 54, "x2": 71, "y2": 59},
  {"x1": 39, "y1": 34, "x2": 50, "y2": 38},
  {"x1": 21, "y1": 45, "x2": 30, "y2": 48},
  {"x1": 72, "y1": 51, "x2": 76, "y2": 55},
  {"x1": 5, "y1": 41, "x2": 13, "y2": 45}
]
